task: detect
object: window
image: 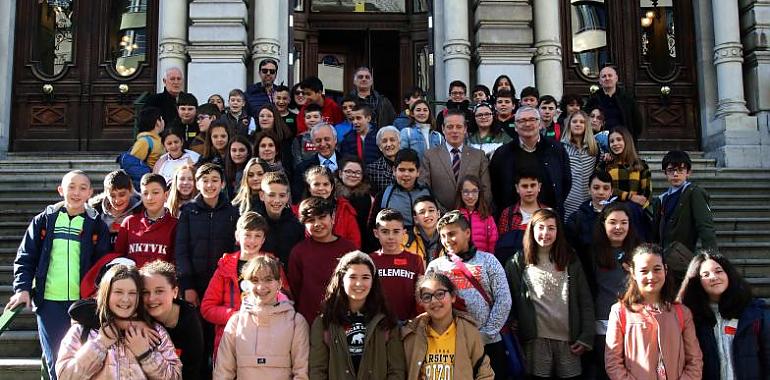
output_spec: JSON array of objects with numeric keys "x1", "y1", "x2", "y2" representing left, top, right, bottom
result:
[
  {"x1": 33, "y1": 0, "x2": 75, "y2": 77},
  {"x1": 311, "y1": 0, "x2": 406, "y2": 13},
  {"x1": 570, "y1": 0, "x2": 609, "y2": 78},
  {"x1": 111, "y1": 0, "x2": 149, "y2": 76},
  {"x1": 640, "y1": 0, "x2": 677, "y2": 79}
]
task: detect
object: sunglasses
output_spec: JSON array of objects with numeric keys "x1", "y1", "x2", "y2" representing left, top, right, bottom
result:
[{"x1": 261, "y1": 68, "x2": 276, "y2": 75}]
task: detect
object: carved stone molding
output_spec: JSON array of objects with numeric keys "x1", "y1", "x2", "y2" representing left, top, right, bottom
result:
[
  {"x1": 713, "y1": 42, "x2": 744, "y2": 65},
  {"x1": 251, "y1": 40, "x2": 281, "y2": 59},
  {"x1": 534, "y1": 42, "x2": 562, "y2": 62},
  {"x1": 159, "y1": 40, "x2": 188, "y2": 60},
  {"x1": 443, "y1": 41, "x2": 472, "y2": 59}
]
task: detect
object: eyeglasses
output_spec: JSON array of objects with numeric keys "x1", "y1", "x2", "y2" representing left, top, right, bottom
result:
[
  {"x1": 197, "y1": 115, "x2": 211, "y2": 120},
  {"x1": 294, "y1": 91, "x2": 304, "y2": 96},
  {"x1": 419, "y1": 289, "x2": 450, "y2": 304},
  {"x1": 342, "y1": 169, "x2": 362, "y2": 177},
  {"x1": 450, "y1": 91, "x2": 466, "y2": 96},
  {"x1": 475, "y1": 113, "x2": 493, "y2": 118},
  {"x1": 664, "y1": 167, "x2": 688, "y2": 175},
  {"x1": 261, "y1": 69, "x2": 276, "y2": 75},
  {"x1": 516, "y1": 118, "x2": 540, "y2": 123},
  {"x1": 462, "y1": 189, "x2": 479, "y2": 196}
]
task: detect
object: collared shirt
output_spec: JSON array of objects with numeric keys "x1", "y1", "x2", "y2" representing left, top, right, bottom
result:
[
  {"x1": 318, "y1": 152, "x2": 339, "y2": 172},
  {"x1": 445, "y1": 142, "x2": 464, "y2": 165},
  {"x1": 518, "y1": 136, "x2": 540, "y2": 152}
]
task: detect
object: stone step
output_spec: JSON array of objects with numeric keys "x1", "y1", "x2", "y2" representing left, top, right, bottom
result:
[
  {"x1": 0, "y1": 331, "x2": 41, "y2": 358},
  {"x1": 0, "y1": 358, "x2": 42, "y2": 380},
  {"x1": 714, "y1": 217, "x2": 770, "y2": 231},
  {"x1": 720, "y1": 242, "x2": 770, "y2": 258},
  {"x1": 710, "y1": 205, "x2": 770, "y2": 218},
  {"x1": 747, "y1": 277, "x2": 770, "y2": 298},
  {"x1": 731, "y1": 258, "x2": 770, "y2": 278},
  {"x1": 715, "y1": 230, "x2": 770, "y2": 243}
]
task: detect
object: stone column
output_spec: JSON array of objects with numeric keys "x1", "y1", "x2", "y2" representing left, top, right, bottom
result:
[
  {"x1": 473, "y1": 0, "x2": 535, "y2": 94},
  {"x1": 252, "y1": 0, "x2": 282, "y2": 80},
  {"x1": 187, "y1": 0, "x2": 248, "y2": 99},
  {"x1": 0, "y1": 0, "x2": 16, "y2": 157},
  {"x1": 741, "y1": 0, "x2": 770, "y2": 165},
  {"x1": 532, "y1": 0, "x2": 563, "y2": 99},
  {"x1": 701, "y1": 0, "x2": 761, "y2": 167},
  {"x1": 442, "y1": 0, "x2": 471, "y2": 98},
  {"x1": 157, "y1": 0, "x2": 188, "y2": 92}
]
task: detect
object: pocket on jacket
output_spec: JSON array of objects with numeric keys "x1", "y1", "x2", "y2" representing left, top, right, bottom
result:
[{"x1": 236, "y1": 354, "x2": 291, "y2": 368}]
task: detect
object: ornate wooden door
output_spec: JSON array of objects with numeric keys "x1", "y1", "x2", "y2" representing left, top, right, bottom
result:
[
  {"x1": 562, "y1": 0, "x2": 699, "y2": 150},
  {"x1": 12, "y1": 0, "x2": 158, "y2": 151}
]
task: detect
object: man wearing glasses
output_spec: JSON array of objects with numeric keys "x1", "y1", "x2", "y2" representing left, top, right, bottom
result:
[
  {"x1": 489, "y1": 106, "x2": 572, "y2": 218},
  {"x1": 349, "y1": 66, "x2": 397, "y2": 129},
  {"x1": 246, "y1": 58, "x2": 280, "y2": 115}
]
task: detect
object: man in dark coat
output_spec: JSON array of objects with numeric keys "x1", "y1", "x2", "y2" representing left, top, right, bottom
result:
[
  {"x1": 245, "y1": 58, "x2": 279, "y2": 116},
  {"x1": 585, "y1": 66, "x2": 645, "y2": 142},
  {"x1": 348, "y1": 66, "x2": 396, "y2": 129},
  {"x1": 144, "y1": 66, "x2": 185, "y2": 125}
]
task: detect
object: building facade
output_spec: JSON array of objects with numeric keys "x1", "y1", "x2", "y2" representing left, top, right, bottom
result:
[{"x1": 1, "y1": 0, "x2": 769, "y2": 167}]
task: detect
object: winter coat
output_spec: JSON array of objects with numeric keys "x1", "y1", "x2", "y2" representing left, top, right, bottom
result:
[
  {"x1": 13, "y1": 202, "x2": 110, "y2": 306},
  {"x1": 309, "y1": 313, "x2": 406, "y2": 380},
  {"x1": 256, "y1": 203, "x2": 306, "y2": 268},
  {"x1": 605, "y1": 303, "x2": 703, "y2": 380},
  {"x1": 348, "y1": 89, "x2": 397, "y2": 130},
  {"x1": 652, "y1": 182, "x2": 718, "y2": 255},
  {"x1": 505, "y1": 252, "x2": 595, "y2": 347},
  {"x1": 339, "y1": 128, "x2": 382, "y2": 167},
  {"x1": 245, "y1": 81, "x2": 273, "y2": 116},
  {"x1": 392, "y1": 111, "x2": 411, "y2": 131},
  {"x1": 401, "y1": 311, "x2": 494, "y2": 380},
  {"x1": 174, "y1": 193, "x2": 239, "y2": 292},
  {"x1": 695, "y1": 299, "x2": 770, "y2": 380},
  {"x1": 214, "y1": 301, "x2": 310, "y2": 380},
  {"x1": 291, "y1": 197, "x2": 361, "y2": 248},
  {"x1": 399, "y1": 124, "x2": 445, "y2": 158},
  {"x1": 114, "y1": 210, "x2": 177, "y2": 268},
  {"x1": 565, "y1": 199, "x2": 600, "y2": 268},
  {"x1": 585, "y1": 87, "x2": 645, "y2": 141},
  {"x1": 56, "y1": 323, "x2": 182, "y2": 380},
  {"x1": 459, "y1": 208, "x2": 498, "y2": 253},
  {"x1": 200, "y1": 250, "x2": 291, "y2": 356}
]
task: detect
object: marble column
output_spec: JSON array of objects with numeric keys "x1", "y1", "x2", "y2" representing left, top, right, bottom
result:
[
  {"x1": 741, "y1": 0, "x2": 770, "y2": 165},
  {"x1": 532, "y1": 0, "x2": 563, "y2": 99},
  {"x1": 442, "y1": 0, "x2": 471, "y2": 99},
  {"x1": 187, "y1": 0, "x2": 248, "y2": 99},
  {"x1": 157, "y1": 0, "x2": 188, "y2": 93},
  {"x1": 0, "y1": 0, "x2": 16, "y2": 157},
  {"x1": 473, "y1": 0, "x2": 535, "y2": 93},
  {"x1": 252, "y1": 0, "x2": 282, "y2": 81}
]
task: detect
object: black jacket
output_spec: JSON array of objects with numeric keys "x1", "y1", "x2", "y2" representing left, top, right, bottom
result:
[
  {"x1": 175, "y1": 193, "x2": 239, "y2": 291},
  {"x1": 565, "y1": 199, "x2": 599, "y2": 273},
  {"x1": 255, "y1": 203, "x2": 305, "y2": 270},
  {"x1": 585, "y1": 87, "x2": 645, "y2": 141},
  {"x1": 144, "y1": 88, "x2": 180, "y2": 126}
]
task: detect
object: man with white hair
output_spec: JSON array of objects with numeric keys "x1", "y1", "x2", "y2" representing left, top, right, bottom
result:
[
  {"x1": 292, "y1": 123, "x2": 339, "y2": 202},
  {"x1": 145, "y1": 66, "x2": 185, "y2": 125},
  {"x1": 348, "y1": 67, "x2": 396, "y2": 129},
  {"x1": 366, "y1": 125, "x2": 401, "y2": 195}
]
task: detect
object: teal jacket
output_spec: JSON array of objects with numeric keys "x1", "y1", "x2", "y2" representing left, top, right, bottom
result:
[{"x1": 505, "y1": 252, "x2": 595, "y2": 348}]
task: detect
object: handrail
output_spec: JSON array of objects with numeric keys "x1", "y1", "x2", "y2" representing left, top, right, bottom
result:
[{"x1": 0, "y1": 304, "x2": 25, "y2": 336}]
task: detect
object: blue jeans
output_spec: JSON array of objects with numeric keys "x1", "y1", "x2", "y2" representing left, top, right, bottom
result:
[{"x1": 36, "y1": 300, "x2": 74, "y2": 380}]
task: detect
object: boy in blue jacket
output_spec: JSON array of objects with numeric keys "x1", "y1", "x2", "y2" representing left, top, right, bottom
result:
[{"x1": 6, "y1": 170, "x2": 110, "y2": 380}]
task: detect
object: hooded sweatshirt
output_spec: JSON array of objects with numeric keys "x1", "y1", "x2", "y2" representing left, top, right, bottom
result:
[
  {"x1": 90, "y1": 192, "x2": 143, "y2": 248},
  {"x1": 113, "y1": 209, "x2": 178, "y2": 268}
]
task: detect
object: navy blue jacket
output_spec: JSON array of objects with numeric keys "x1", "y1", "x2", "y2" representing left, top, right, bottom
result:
[
  {"x1": 338, "y1": 127, "x2": 381, "y2": 167},
  {"x1": 175, "y1": 193, "x2": 239, "y2": 291},
  {"x1": 696, "y1": 299, "x2": 770, "y2": 380},
  {"x1": 254, "y1": 203, "x2": 304, "y2": 270},
  {"x1": 245, "y1": 82, "x2": 272, "y2": 117},
  {"x1": 13, "y1": 202, "x2": 110, "y2": 305}
]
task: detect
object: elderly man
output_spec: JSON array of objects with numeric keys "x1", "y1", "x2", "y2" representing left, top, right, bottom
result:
[
  {"x1": 348, "y1": 67, "x2": 396, "y2": 129},
  {"x1": 585, "y1": 65, "x2": 645, "y2": 141},
  {"x1": 292, "y1": 123, "x2": 339, "y2": 202},
  {"x1": 420, "y1": 109, "x2": 491, "y2": 210},
  {"x1": 246, "y1": 58, "x2": 279, "y2": 115},
  {"x1": 366, "y1": 125, "x2": 401, "y2": 195},
  {"x1": 489, "y1": 106, "x2": 572, "y2": 217},
  {"x1": 145, "y1": 66, "x2": 184, "y2": 125}
]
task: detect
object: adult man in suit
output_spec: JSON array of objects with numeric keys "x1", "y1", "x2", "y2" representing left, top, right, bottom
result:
[
  {"x1": 420, "y1": 108, "x2": 492, "y2": 210},
  {"x1": 292, "y1": 123, "x2": 339, "y2": 202}
]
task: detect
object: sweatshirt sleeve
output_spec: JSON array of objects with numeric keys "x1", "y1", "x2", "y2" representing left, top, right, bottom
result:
[
  {"x1": 604, "y1": 304, "x2": 635, "y2": 380},
  {"x1": 140, "y1": 325, "x2": 183, "y2": 380},
  {"x1": 292, "y1": 312, "x2": 311, "y2": 380},
  {"x1": 55, "y1": 325, "x2": 107, "y2": 380},
  {"x1": 479, "y1": 255, "x2": 512, "y2": 340},
  {"x1": 130, "y1": 137, "x2": 151, "y2": 162},
  {"x1": 114, "y1": 217, "x2": 130, "y2": 256},
  {"x1": 679, "y1": 306, "x2": 703, "y2": 380}
]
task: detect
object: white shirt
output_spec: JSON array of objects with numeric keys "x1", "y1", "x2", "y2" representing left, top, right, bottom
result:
[{"x1": 318, "y1": 152, "x2": 339, "y2": 172}]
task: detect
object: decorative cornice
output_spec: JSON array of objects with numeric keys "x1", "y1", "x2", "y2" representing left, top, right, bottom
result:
[
  {"x1": 534, "y1": 41, "x2": 562, "y2": 63},
  {"x1": 159, "y1": 41, "x2": 188, "y2": 60},
  {"x1": 713, "y1": 42, "x2": 744, "y2": 65},
  {"x1": 251, "y1": 39, "x2": 281, "y2": 59},
  {"x1": 443, "y1": 40, "x2": 472, "y2": 60}
]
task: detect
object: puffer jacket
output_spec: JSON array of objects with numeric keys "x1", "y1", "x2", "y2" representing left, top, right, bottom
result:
[
  {"x1": 214, "y1": 300, "x2": 310, "y2": 380},
  {"x1": 459, "y1": 208, "x2": 498, "y2": 253},
  {"x1": 56, "y1": 323, "x2": 182, "y2": 380},
  {"x1": 401, "y1": 311, "x2": 494, "y2": 380},
  {"x1": 309, "y1": 313, "x2": 406, "y2": 380},
  {"x1": 292, "y1": 197, "x2": 361, "y2": 248}
]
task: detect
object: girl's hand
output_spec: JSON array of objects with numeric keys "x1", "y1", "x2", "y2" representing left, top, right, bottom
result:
[
  {"x1": 133, "y1": 321, "x2": 161, "y2": 347},
  {"x1": 630, "y1": 194, "x2": 648, "y2": 206},
  {"x1": 570, "y1": 342, "x2": 587, "y2": 356},
  {"x1": 96, "y1": 324, "x2": 119, "y2": 347},
  {"x1": 602, "y1": 153, "x2": 612, "y2": 162},
  {"x1": 5, "y1": 291, "x2": 31, "y2": 310},
  {"x1": 125, "y1": 324, "x2": 152, "y2": 358}
]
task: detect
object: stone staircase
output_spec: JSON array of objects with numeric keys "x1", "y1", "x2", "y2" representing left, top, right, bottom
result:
[{"x1": 0, "y1": 151, "x2": 769, "y2": 378}]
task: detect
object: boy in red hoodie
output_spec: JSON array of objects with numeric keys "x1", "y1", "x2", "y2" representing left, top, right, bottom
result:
[
  {"x1": 114, "y1": 173, "x2": 177, "y2": 267},
  {"x1": 200, "y1": 211, "x2": 289, "y2": 358}
]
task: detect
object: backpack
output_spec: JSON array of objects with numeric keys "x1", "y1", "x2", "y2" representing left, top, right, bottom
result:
[
  {"x1": 117, "y1": 135, "x2": 154, "y2": 191},
  {"x1": 619, "y1": 303, "x2": 685, "y2": 332}
]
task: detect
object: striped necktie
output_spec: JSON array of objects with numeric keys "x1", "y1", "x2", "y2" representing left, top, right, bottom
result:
[{"x1": 451, "y1": 148, "x2": 461, "y2": 181}]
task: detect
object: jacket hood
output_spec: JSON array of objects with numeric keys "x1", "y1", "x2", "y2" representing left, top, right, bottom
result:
[
  {"x1": 89, "y1": 192, "x2": 143, "y2": 218},
  {"x1": 216, "y1": 251, "x2": 241, "y2": 281},
  {"x1": 46, "y1": 201, "x2": 100, "y2": 220},
  {"x1": 243, "y1": 300, "x2": 297, "y2": 321},
  {"x1": 445, "y1": 99, "x2": 471, "y2": 109},
  {"x1": 402, "y1": 310, "x2": 478, "y2": 338}
]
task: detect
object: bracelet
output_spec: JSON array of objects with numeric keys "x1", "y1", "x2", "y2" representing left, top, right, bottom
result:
[{"x1": 135, "y1": 348, "x2": 152, "y2": 362}]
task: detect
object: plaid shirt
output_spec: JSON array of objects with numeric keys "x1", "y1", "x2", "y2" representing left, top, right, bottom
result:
[
  {"x1": 366, "y1": 156, "x2": 396, "y2": 195},
  {"x1": 605, "y1": 160, "x2": 652, "y2": 202},
  {"x1": 498, "y1": 201, "x2": 548, "y2": 235}
]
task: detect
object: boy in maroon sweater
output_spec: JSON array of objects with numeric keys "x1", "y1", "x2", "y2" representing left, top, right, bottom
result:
[
  {"x1": 288, "y1": 196, "x2": 356, "y2": 323},
  {"x1": 370, "y1": 208, "x2": 424, "y2": 321},
  {"x1": 114, "y1": 173, "x2": 177, "y2": 267}
]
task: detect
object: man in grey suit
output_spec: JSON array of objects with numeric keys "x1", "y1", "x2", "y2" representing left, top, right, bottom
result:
[{"x1": 420, "y1": 108, "x2": 492, "y2": 210}]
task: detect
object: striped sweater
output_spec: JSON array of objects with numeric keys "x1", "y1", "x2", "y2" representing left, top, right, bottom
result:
[{"x1": 562, "y1": 142, "x2": 598, "y2": 220}]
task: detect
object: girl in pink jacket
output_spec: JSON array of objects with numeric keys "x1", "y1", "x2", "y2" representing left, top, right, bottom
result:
[
  {"x1": 456, "y1": 175, "x2": 498, "y2": 253},
  {"x1": 56, "y1": 264, "x2": 182, "y2": 380},
  {"x1": 214, "y1": 255, "x2": 309, "y2": 379},
  {"x1": 605, "y1": 243, "x2": 703, "y2": 380}
]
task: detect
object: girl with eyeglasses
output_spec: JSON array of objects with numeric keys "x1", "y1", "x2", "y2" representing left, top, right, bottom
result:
[
  {"x1": 336, "y1": 156, "x2": 375, "y2": 251},
  {"x1": 467, "y1": 102, "x2": 512, "y2": 159},
  {"x1": 402, "y1": 271, "x2": 495, "y2": 380},
  {"x1": 455, "y1": 175, "x2": 498, "y2": 254},
  {"x1": 297, "y1": 165, "x2": 362, "y2": 248}
]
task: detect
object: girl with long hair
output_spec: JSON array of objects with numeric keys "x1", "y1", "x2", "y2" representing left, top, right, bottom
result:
[
  {"x1": 455, "y1": 174, "x2": 498, "y2": 253},
  {"x1": 402, "y1": 272, "x2": 494, "y2": 380},
  {"x1": 256, "y1": 104, "x2": 293, "y2": 144},
  {"x1": 506, "y1": 208, "x2": 594, "y2": 379},
  {"x1": 153, "y1": 129, "x2": 200, "y2": 185},
  {"x1": 336, "y1": 156, "x2": 374, "y2": 251},
  {"x1": 561, "y1": 111, "x2": 599, "y2": 219},
  {"x1": 309, "y1": 251, "x2": 406, "y2": 379},
  {"x1": 197, "y1": 119, "x2": 230, "y2": 167},
  {"x1": 56, "y1": 264, "x2": 182, "y2": 379},
  {"x1": 231, "y1": 158, "x2": 270, "y2": 214},
  {"x1": 298, "y1": 165, "x2": 361, "y2": 248},
  {"x1": 399, "y1": 99, "x2": 445, "y2": 157},
  {"x1": 223, "y1": 135, "x2": 253, "y2": 199},
  {"x1": 165, "y1": 164, "x2": 198, "y2": 217},
  {"x1": 254, "y1": 131, "x2": 288, "y2": 175},
  {"x1": 678, "y1": 251, "x2": 770, "y2": 380},
  {"x1": 602, "y1": 126, "x2": 651, "y2": 208},
  {"x1": 467, "y1": 102, "x2": 511, "y2": 159},
  {"x1": 605, "y1": 244, "x2": 702, "y2": 380}
]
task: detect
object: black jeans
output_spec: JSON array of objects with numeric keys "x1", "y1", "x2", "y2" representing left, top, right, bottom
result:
[{"x1": 485, "y1": 340, "x2": 511, "y2": 380}]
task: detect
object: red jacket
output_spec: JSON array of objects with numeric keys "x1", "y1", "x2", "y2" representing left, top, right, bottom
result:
[
  {"x1": 292, "y1": 197, "x2": 361, "y2": 248},
  {"x1": 200, "y1": 250, "x2": 290, "y2": 358},
  {"x1": 114, "y1": 210, "x2": 178, "y2": 268},
  {"x1": 297, "y1": 97, "x2": 344, "y2": 134}
]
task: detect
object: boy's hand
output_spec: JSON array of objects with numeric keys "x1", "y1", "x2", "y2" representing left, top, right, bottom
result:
[
  {"x1": 184, "y1": 289, "x2": 199, "y2": 307},
  {"x1": 6, "y1": 291, "x2": 31, "y2": 311}
]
